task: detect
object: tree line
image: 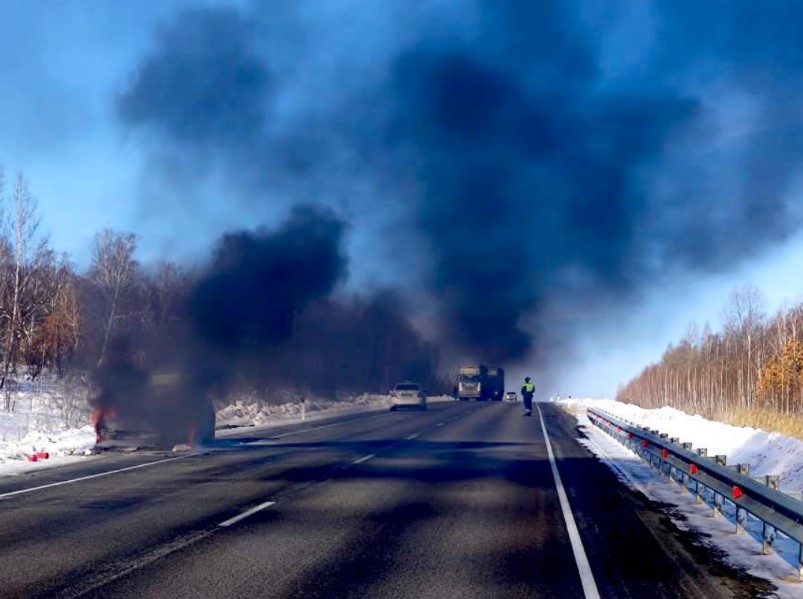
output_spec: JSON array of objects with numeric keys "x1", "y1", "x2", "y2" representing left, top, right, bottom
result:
[
  {"x1": 617, "y1": 285, "x2": 803, "y2": 430},
  {"x1": 0, "y1": 169, "x2": 445, "y2": 407}
]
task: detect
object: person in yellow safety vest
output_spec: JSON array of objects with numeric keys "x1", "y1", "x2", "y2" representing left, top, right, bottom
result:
[{"x1": 521, "y1": 377, "x2": 535, "y2": 416}]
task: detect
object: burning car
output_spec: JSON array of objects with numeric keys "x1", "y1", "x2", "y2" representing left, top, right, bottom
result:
[
  {"x1": 91, "y1": 340, "x2": 215, "y2": 450},
  {"x1": 92, "y1": 370, "x2": 215, "y2": 450}
]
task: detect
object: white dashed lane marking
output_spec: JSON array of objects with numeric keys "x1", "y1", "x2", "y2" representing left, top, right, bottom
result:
[
  {"x1": 351, "y1": 454, "x2": 375, "y2": 465},
  {"x1": 218, "y1": 501, "x2": 277, "y2": 527}
]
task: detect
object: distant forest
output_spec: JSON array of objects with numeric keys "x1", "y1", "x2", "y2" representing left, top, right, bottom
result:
[
  {"x1": 618, "y1": 285, "x2": 803, "y2": 436},
  {"x1": 0, "y1": 170, "x2": 446, "y2": 406}
]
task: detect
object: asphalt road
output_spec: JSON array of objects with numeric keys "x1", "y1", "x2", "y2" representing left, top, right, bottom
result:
[{"x1": 0, "y1": 402, "x2": 775, "y2": 598}]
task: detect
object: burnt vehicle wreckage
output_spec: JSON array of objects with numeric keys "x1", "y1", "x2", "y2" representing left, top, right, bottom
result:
[{"x1": 91, "y1": 339, "x2": 216, "y2": 450}]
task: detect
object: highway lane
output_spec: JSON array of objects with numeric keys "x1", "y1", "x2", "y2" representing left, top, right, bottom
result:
[
  {"x1": 0, "y1": 407, "x2": 398, "y2": 499},
  {"x1": 0, "y1": 402, "x2": 773, "y2": 598},
  {"x1": 0, "y1": 404, "x2": 444, "y2": 597}
]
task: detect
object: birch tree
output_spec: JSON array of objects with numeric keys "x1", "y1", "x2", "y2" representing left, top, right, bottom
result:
[
  {"x1": 90, "y1": 229, "x2": 138, "y2": 368},
  {"x1": 0, "y1": 175, "x2": 51, "y2": 397}
]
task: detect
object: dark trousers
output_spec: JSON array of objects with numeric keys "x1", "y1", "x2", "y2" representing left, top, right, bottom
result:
[{"x1": 523, "y1": 394, "x2": 533, "y2": 411}]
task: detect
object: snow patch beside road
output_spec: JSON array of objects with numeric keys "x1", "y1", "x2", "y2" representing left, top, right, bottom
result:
[
  {"x1": 215, "y1": 394, "x2": 393, "y2": 429},
  {"x1": 216, "y1": 394, "x2": 455, "y2": 433},
  {"x1": 0, "y1": 426, "x2": 96, "y2": 476},
  {"x1": 561, "y1": 398, "x2": 803, "y2": 494},
  {"x1": 0, "y1": 376, "x2": 95, "y2": 476}
]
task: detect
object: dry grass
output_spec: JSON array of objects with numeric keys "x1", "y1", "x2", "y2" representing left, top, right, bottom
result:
[{"x1": 713, "y1": 407, "x2": 803, "y2": 440}]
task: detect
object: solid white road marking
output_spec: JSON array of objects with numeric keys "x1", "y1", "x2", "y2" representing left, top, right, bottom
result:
[
  {"x1": 351, "y1": 453, "x2": 375, "y2": 465},
  {"x1": 405, "y1": 433, "x2": 420, "y2": 440},
  {"x1": 436, "y1": 422, "x2": 444, "y2": 427},
  {"x1": 537, "y1": 405, "x2": 601, "y2": 599},
  {"x1": 0, "y1": 455, "x2": 193, "y2": 500},
  {"x1": 218, "y1": 501, "x2": 276, "y2": 527}
]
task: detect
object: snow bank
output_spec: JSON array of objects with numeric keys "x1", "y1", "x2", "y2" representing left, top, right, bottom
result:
[
  {"x1": 566, "y1": 406, "x2": 803, "y2": 594},
  {"x1": 217, "y1": 394, "x2": 455, "y2": 431},
  {"x1": 0, "y1": 374, "x2": 96, "y2": 476},
  {"x1": 561, "y1": 398, "x2": 803, "y2": 494},
  {"x1": 0, "y1": 426, "x2": 96, "y2": 476},
  {"x1": 216, "y1": 394, "x2": 393, "y2": 429}
]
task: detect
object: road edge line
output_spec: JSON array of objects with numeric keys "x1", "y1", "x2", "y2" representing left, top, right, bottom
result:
[
  {"x1": 537, "y1": 404, "x2": 601, "y2": 599},
  {"x1": 0, "y1": 455, "x2": 193, "y2": 500}
]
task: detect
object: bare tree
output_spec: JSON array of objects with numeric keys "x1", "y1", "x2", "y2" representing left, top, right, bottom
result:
[
  {"x1": 0, "y1": 175, "x2": 51, "y2": 399},
  {"x1": 31, "y1": 257, "x2": 81, "y2": 377},
  {"x1": 91, "y1": 229, "x2": 138, "y2": 368},
  {"x1": 146, "y1": 261, "x2": 189, "y2": 337},
  {"x1": 723, "y1": 284, "x2": 766, "y2": 409}
]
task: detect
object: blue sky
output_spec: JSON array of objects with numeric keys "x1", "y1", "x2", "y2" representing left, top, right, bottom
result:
[{"x1": 2, "y1": 1, "x2": 803, "y2": 395}]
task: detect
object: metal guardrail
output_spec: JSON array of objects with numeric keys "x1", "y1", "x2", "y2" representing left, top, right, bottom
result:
[{"x1": 586, "y1": 407, "x2": 803, "y2": 581}]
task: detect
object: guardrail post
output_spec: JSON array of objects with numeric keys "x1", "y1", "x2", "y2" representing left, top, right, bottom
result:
[
  {"x1": 798, "y1": 544, "x2": 802, "y2": 582},
  {"x1": 735, "y1": 508, "x2": 747, "y2": 534},
  {"x1": 682, "y1": 442, "x2": 693, "y2": 451},
  {"x1": 765, "y1": 475, "x2": 780, "y2": 490},
  {"x1": 737, "y1": 463, "x2": 749, "y2": 476},
  {"x1": 670, "y1": 437, "x2": 679, "y2": 444},
  {"x1": 715, "y1": 455, "x2": 727, "y2": 467},
  {"x1": 694, "y1": 480, "x2": 703, "y2": 504},
  {"x1": 697, "y1": 448, "x2": 707, "y2": 458},
  {"x1": 762, "y1": 523, "x2": 775, "y2": 555},
  {"x1": 713, "y1": 492, "x2": 722, "y2": 517}
]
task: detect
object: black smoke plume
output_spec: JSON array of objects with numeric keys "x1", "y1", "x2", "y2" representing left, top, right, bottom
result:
[
  {"x1": 188, "y1": 205, "x2": 347, "y2": 351},
  {"x1": 92, "y1": 206, "x2": 349, "y2": 444},
  {"x1": 118, "y1": 6, "x2": 271, "y2": 151},
  {"x1": 117, "y1": 1, "x2": 803, "y2": 370}
]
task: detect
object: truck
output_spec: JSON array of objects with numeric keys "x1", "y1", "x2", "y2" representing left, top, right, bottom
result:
[
  {"x1": 486, "y1": 367, "x2": 505, "y2": 401},
  {"x1": 457, "y1": 365, "x2": 487, "y2": 400},
  {"x1": 457, "y1": 365, "x2": 505, "y2": 401}
]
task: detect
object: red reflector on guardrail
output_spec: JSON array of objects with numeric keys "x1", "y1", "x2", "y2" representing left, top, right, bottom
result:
[
  {"x1": 627, "y1": 432, "x2": 633, "y2": 439},
  {"x1": 661, "y1": 449, "x2": 669, "y2": 459},
  {"x1": 732, "y1": 486, "x2": 743, "y2": 499},
  {"x1": 35, "y1": 452, "x2": 49, "y2": 460},
  {"x1": 641, "y1": 440, "x2": 649, "y2": 447},
  {"x1": 690, "y1": 464, "x2": 698, "y2": 474},
  {"x1": 27, "y1": 455, "x2": 38, "y2": 462}
]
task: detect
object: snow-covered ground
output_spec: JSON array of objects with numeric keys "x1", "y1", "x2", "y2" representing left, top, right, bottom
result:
[
  {"x1": 559, "y1": 398, "x2": 803, "y2": 594},
  {"x1": 216, "y1": 393, "x2": 393, "y2": 430},
  {"x1": 0, "y1": 376, "x2": 96, "y2": 476},
  {"x1": 216, "y1": 393, "x2": 454, "y2": 434}
]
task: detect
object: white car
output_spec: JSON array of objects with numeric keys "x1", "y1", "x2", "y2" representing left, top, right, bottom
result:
[
  {"x1": 390, "y1": 382, "x2": 427, "y2": 411},
  {"x1": 504, "y1": 391, "x2": 517, "y2": 401}
]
